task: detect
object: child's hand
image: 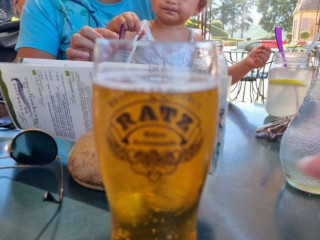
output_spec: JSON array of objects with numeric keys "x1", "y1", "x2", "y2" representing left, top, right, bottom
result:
[
  {"x1": 106, "y1": 12, "x2": 142, "y2": 36},
  {"x1": 245, "y1": 45, "x2": 271, "y2": 70}
]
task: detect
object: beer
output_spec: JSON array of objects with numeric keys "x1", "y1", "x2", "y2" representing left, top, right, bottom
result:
[{"x1": 93, "y1": 69, "x2": 219, "y2": 240}]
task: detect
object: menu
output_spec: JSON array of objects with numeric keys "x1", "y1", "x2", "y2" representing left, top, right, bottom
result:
[{"x1": 0, "y1": 59, "x2": 94, "y2": 142}]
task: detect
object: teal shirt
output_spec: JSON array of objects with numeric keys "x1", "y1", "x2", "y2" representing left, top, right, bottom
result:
[{"x1": 16, "y1": 0, "x2": 155, "y2": 59}]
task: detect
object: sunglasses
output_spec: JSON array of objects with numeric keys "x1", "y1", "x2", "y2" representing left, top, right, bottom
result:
[{"x1": 0, "y1": 129, "x2": 63, "y2": 204}]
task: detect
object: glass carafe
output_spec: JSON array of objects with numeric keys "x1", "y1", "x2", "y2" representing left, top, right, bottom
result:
[
  {"x1": 266, "y1": 52, "x2": 313, "y2": 117},
  {"x1": 279, "y1": 53, "x2": 320, "y2": 194}
]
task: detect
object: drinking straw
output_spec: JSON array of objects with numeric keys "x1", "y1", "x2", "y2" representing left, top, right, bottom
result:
[
  {"x1": 306, "y1": 30, "x2": 320, "y2": 54},
  {"x1": 119, "y1": 23, "x2": 125, "y2": 39},
  {"x1": 133, "y1": 20, "x2": 148, "y2": 42},
  {"x1": 275, "y1": 27, "x2": 287, "y2": 66},
  {"x1": 127, "y1": 21, "x2": 148, "y2": 63}
]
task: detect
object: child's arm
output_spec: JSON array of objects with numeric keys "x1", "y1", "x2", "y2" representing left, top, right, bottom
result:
[
  {"x1": 229, "y1": 45, "x2": 271, "y2": 85},
  {"x1": 106, "y1": 12, "x2": 142, "y2": 36}
]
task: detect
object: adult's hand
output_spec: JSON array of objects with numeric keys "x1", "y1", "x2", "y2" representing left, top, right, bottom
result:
[
  {"x1": 297, "y1": 153, "x2": 320, "y2": 179},
  {"x1": 66, "y1": 25, "x2": 118, "y2": 61},
  {"x1": 13, "y1": 0, "x2": 26, "y2": 14}
]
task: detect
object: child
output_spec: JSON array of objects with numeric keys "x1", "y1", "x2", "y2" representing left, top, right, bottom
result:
[
  {"x1": 107, "y1": 0, "x2": 207, "y2": 42},
  {"x1": 106, "y1": 0, "x2": 271, "y2": 84}
]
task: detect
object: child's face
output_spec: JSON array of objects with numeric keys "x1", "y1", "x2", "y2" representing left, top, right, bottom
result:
[{"x1": 151, "y1": 0, "x2": 200, "y2": 26}]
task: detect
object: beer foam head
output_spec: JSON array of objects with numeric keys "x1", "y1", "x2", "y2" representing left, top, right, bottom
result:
[{"x1": 95, "y1": 63, "x2": 218, "y2": 93}]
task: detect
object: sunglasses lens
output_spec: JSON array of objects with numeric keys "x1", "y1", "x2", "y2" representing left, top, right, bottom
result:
[{"x1": 11, "y1": 130, "x2": 58, "y2": 165}]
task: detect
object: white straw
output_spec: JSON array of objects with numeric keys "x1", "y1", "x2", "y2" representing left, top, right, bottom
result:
[
  {"x1": 127, "y1": 21, "x2": 148, "y2": 63},
  {"x1": 306, "y1": 31, "x2": 320, "y2": 54}
]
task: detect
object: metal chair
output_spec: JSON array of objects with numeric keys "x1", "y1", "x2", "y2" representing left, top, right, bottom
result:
[{"x1": 224, "y1": 48, "x2": 275, "y2": 104}]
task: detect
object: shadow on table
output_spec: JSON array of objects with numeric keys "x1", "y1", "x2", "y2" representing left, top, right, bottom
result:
[
  {"x1": 197, "y1": 221, "x2": 215, "y2": 240},
  {"x1": 0, "y1": 136, "x2": 109, "y2": 211},
  {"x1": 10, "y1": 163, "x2": 109, "y2": 211},
  {"x1": 228, "y1": 102, "x2": 282, "y2": 187},
  {"x1": 34, "y1": 204, "x2": 62, "y2": 240},
  {"x1": 228, "y1": 102, "x2": 262, "y2": 133},
  {"x1": 275, "y1": 183, "x2": 320, "y2": 240}
]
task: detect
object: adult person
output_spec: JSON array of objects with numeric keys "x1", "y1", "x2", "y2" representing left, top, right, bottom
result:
[{"x1": 15, "y1": 0, "x2": 155, "y2": 60}]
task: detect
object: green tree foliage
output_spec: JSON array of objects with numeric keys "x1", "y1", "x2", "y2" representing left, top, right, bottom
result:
[
  {"x1": 264, "y1": 32, "x2": 276, "y2": 40},
  {"x1": 286, "y1": 33, "x2": 293, "y2": 43},
  {"x1": 211, "y1": 0, "x2": 239, "y2": 37},
  {"x1": 212, "y1": 20, "x2": 224, "y2": 30},
  {"x1": 210, "y1": 20, "x2": 229, "y2": 38},
  {"x1": 211, "y1": 25, "x2": 229, "y2": 38},
  {"x1": 185, "y1": 19, "x2": 199, "y2": 28},
  {"x1": 212, "y1": 0, "x2": 235, "y2": 27},
  {"x1": 300, "y1": 30, "x2": 310, "y2": 42},
  {"x1": 256, "y1": 0, "x2": 298, "y2": 33},
  {"x1": 238, "y1": 0, "x2": 254, "y2": 39},
  {"x1": 212, "y1": 0, "x2": 254, "y2": 38}
]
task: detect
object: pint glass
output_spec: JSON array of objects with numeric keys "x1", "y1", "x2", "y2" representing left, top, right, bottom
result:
[{"x1": 93, "y1": 40, "x2": 220, "y2": 239}]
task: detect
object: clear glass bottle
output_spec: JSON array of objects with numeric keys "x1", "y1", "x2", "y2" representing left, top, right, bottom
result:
[
  {"x1": 211, "y1": 41, "x2": 231, "y2": 170},
  {"x1": 266, "y1": 52, "x2": 313, "y2": 117},
  {"x1": 280, "y1": 53, "x2": 320, "y2": 194},
  {"x1": 211, "y1": 40, "x2": 229, "y2": 77}
]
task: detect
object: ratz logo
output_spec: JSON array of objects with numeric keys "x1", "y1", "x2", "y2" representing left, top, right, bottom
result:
[{"x1": 107, "y1": 99, "x2": 203, "y2": 181}]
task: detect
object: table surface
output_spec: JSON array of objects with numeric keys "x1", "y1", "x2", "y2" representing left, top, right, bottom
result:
[{"x1": 1, "y1": 102, "x2": 320, "y2": 240}]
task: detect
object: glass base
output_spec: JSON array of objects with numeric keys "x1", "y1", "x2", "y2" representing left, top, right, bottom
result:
[{"x1": 287, "y1": 178, "x2": 320, "y2": 195}]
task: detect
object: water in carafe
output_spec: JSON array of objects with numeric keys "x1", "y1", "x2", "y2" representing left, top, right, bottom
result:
[{"x1": 280, "y1": 52, "x2": 320, "y2": 194}]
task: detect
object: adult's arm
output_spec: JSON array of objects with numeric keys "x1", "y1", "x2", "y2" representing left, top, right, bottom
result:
[
  {"x1": 15, "y1": 0, "x2": 60, "y2": 60},
  {"x1": 66, "y1": 0, "x2": 155, "y2": 61},
  {"x1": 12, "y1": 0, "x2": 26, "y2": 16},
  {"x1": 15, "y1": 48, "x2": 55, "y2": 61}
]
